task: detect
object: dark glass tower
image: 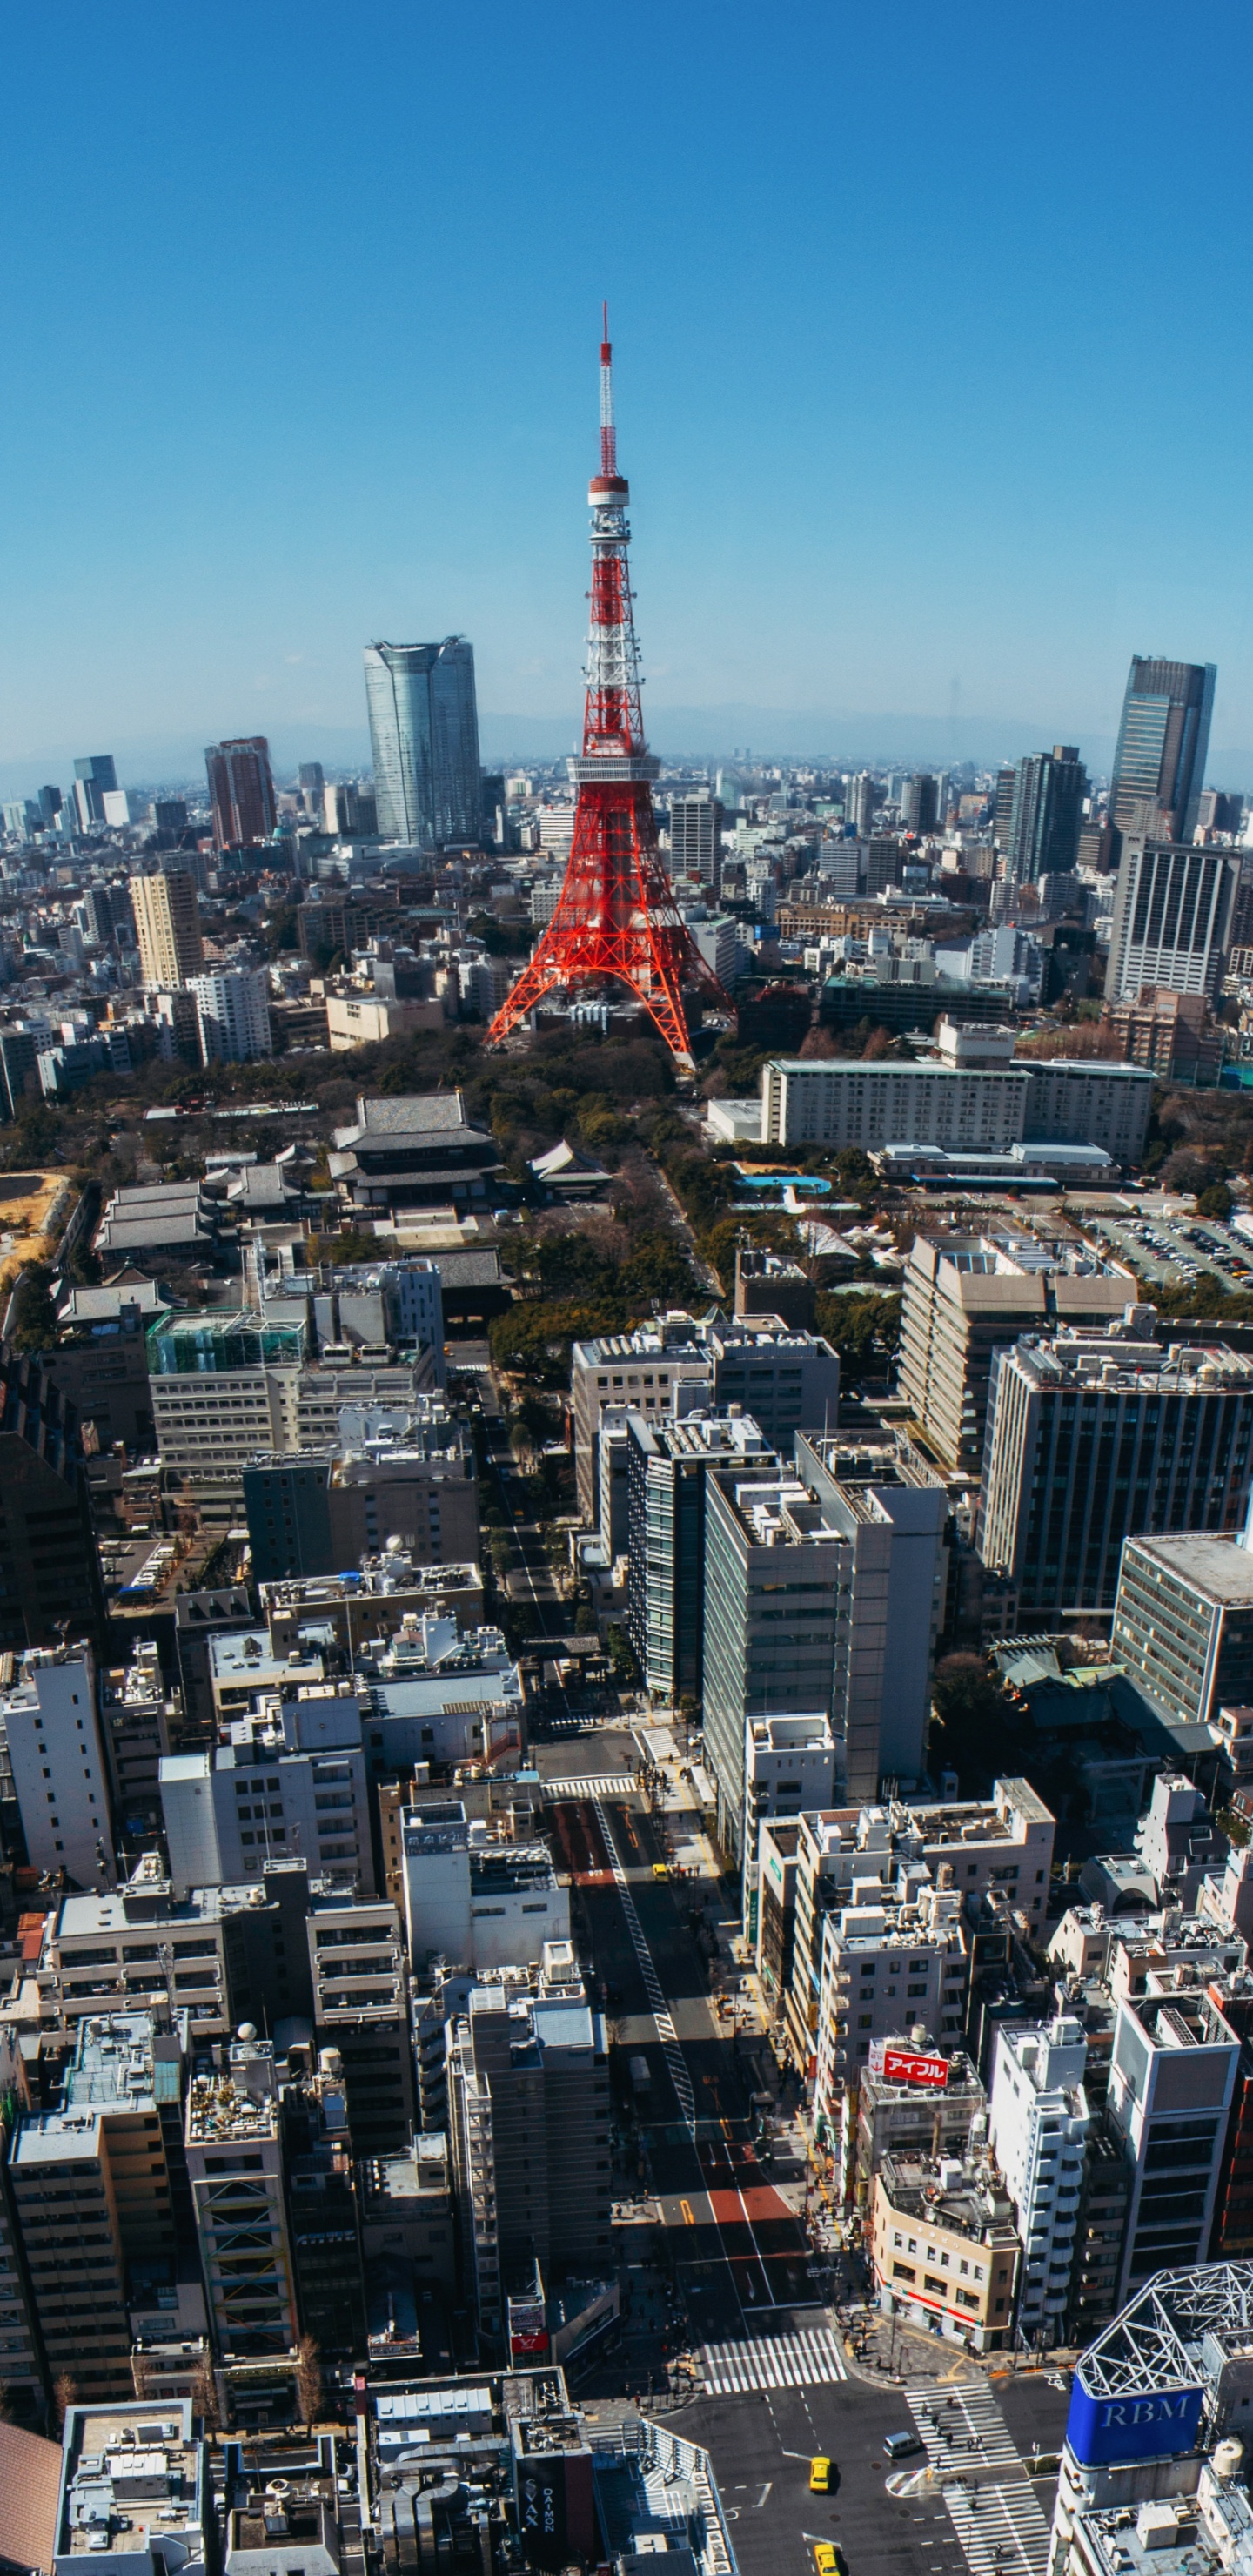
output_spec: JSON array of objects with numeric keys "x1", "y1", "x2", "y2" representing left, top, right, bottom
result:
[
  {"x1": 1006, "y1": 744, "x2": 1089, "y2": 882},
  {"x1": 1110, "y1": 656, "x2": 1216, "y2": 838}
]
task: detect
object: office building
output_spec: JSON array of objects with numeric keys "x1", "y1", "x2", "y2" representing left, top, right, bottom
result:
[
  {"x1": 298, "y1": 760, "x2": 325, "y2": 815},
  {"x1": 259, "y1": 1553, "x2": 484, "y2": 1664},
  {"x1": 902, "y1": 773, "x2": 939, "y2": 834},
  {"x1": 854, "y1": 2045, "x2": 986, "y2": 2211},
  {"x1": 145, "y1": 1309, "x2": 305, "y2": 1517},
  {"x1": 1103, "y1": 984, "x2": 1223, "y2": 1083},
  {"x1": 243, "y1": 1419, "x2": 477, "y2": 1585},
  {"x1": 979, "y1": 1330, "x2": 1253, "y2": 1620},
  {"x1": 185, "y1": 2034, "x2": 299, "y2": 2355},
  {"x1": 624, "y1": 1407, "x2": 776, "y2": 1701},
  {"x1": 1005, "y1": 746, "x2": 1088, "y2": 884},
  {"x1": 742, "y1": 1716, "x2": 837, "y2": 1909},
  {"x1": 572, "y1": 1314, "x2": 840, "y2": 1526},
  {"x1": 0, "y1": 1350, "x2": 104, "y2": 1653},
  {"x1": 446, "y1": 1979, "x2": 610, "y2": 2345},
  {"x1": 0, "y1": 1646, "x2": 112, "y2": 1889},
  {"x1": 1106, "y1": 1983, "x2": 1239, "y2": 2305},
  {"x1": 869, "y1": 2150, "x2": 1019, "y2": 2352},
  {"x1": 1020, "y1": 1058, "x2": 1154, "y2": 1163},
  {"x1": 900, "y1": 1230, "x2": 1142, "y2": 1474},
  {"x1": 10, "y1": 2011, "x2": 187, "y2": 2400},
  {"x1": 782, "y1": 1781, "x2": 1054, "y2": 2085},
  {"x1": 305, "y1": 1887, "x2": 414, "y2": 2151},
  {"x1": 701, "y1": 1468, "x2": 845, "y2": 1862},
  {"x1": 1112, "y1": 1532, "x2": 1253, "y2": 1732},
  {"x1": 186, "y1": 967, "x2": 271, "y2": 1065},
  {"x1": 797, "y1": 1432, "x2": 948, "y2": 1795},
  {"x1": 204, "y1": 736, "x2": 278, "y2": 849},
  {"x1": 72, "y1": 755, "x2": 118, "y2": 832},
  {"x1": 815, "y1": 1878, "x2": 969, "y2": 2122},
  {"x1": 364, "y1": 638, "x2": 483, "y2": 848},
  {"x1": 988, "y1": 2014, "x2": 1091, "y2": 2349},
  {"x1": 131, "y1": 863, "x2": 204, "y2": 989},
  {"x1": 266, "y1": 1254, "x2": 445, "y2": 1361},
  {"x1": 160, "y1": 1697, "x2": 374, "y2": 1896},
  {"x1": 51, "y1": 2404, "x2": 209, "y2": 2576},
  {"x1": 291, "y1": 1355, "x2": 439, "y2": 1447},
  {"x1": 1110, "y1": 654, "x2": 1216, "y2": 837},
  {"x1": 1108, "y1": 833, "x2": 1240, "y2": 1003},
  {"x1": 400, "y1": 1803, "x2": 570, "y2": 1973},
  {"x1": 668, "y1": 789, "x2": 725, "y2": 889}
]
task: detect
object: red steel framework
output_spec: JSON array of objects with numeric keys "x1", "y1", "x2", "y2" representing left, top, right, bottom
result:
[{"x1": 487, "y1": 313, "x2": 729, "y2": 1068}]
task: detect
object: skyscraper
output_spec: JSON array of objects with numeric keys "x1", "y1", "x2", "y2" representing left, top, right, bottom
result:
[
  {"x1": 131, "y1": 861, "x2": 204, "y2": 988},
  {"x1": 669, "y1": 789, "x2": 726, "y2": 889},
  {"x1": 72, "y1": 755, "x2": 117, "y2": 831},
  {"x1": 363, "y1": 638, "x2": 483, "y2": 847},
  {"x1": 1005, "y1": 745, "x2": 1088, "y2": 883},
  {"x1": 204, "y1": 735, "x2": 278, "y2": 847},
  {"x1": 1109, "y1": 655, "x2": 1216, "y2": 838}
]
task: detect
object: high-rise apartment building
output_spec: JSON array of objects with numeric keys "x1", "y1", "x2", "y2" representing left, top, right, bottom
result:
[
  {"x1": 204, "y1": 736, "x2": 278, "y2": 849},
  {"x1": 10, "y1": 2009, "x2": 186, "y2": 2400},
  {"x1": 797, "y1": 1432, "x2": 948, "y2": 1797},
  {"x1": 668, "y1": 790, "x2": 726, "y2": 889},
  {"x1": 979, "y1": 1330, "x2": 1253, "y2": 1620},
  {"x1": 0, "y1": 1647, "x2": 113, "y2": 1890},
  {"x1": 131, "y1": 863, "x2": 204, "y2": 989},
  {"x1": 814, "y1": 1878, "x2": 969, "y2": 2127},
  {"x1": 1107, "y1": 835, "x2": 1239, "y2": 1000},
  {"x1": 701, "y1": 1469, "x2": 845, "y2": 1862},
  {"x1": 1110, "y1": 654, "x2": 1216, "y2": 838},
  {"x1": 363, "y1": 638, "x2": 483, "y2": 847},
  {"x1": 446, "y1": 1978, "x2": 611, "y2": 2345},
  {"x1": 988, "y1": 2014, "x2": 1091, "y2": 2349},
  {"x1": 899, "y1": 1229, "x2": 1139, "y2": 1473},
  {"x1": 160, "y1": 1698, "x2": 374, "y2": 1898},
  {"x1": 185, "y1": 967, "x2": 271, "y2": 1064},
  {"x1": 72, "y1": 755, "x2": 118, "y2": 831},
  {"x1": 1005, "y1": 746, "x2": 1088, "y2": 884}
]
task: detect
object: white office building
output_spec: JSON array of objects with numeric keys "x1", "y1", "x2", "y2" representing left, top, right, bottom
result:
[{"x1": 0, "y1": 1647, "x2": 113, "y2": 1889}]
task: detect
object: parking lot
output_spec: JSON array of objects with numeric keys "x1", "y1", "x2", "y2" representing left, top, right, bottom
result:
[{"x1": 1083, "y1": 1208, "x2": 1253, "y2": 1289}]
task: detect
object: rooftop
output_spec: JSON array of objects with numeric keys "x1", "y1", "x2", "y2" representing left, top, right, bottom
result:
[
  {"x1": 57, "y1": 2405, "x2": 202, "y2": 2567},
  {"x1": 877, "y1": 2150, "x2": 1018, "y2": 2242},
  {"x1": 1003, "y1": 1332, "x2": 1253, "y2": 1392},
  {"x1": 1122, "y1": 1532, "x2": 1253, "y2": 1605}
]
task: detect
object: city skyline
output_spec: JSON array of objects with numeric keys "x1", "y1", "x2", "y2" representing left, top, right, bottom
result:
[{"x1": 3, "y1": 4, "x2": 1253, "y2": 781}]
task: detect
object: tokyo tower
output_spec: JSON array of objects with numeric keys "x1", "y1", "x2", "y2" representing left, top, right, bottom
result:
[{"x1": 486, "y1": 313, "x2": 730, "y2": 1068}]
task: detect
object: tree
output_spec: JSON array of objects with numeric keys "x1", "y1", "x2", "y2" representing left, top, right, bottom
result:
[
  {"x1": 1198, "y1": 1182, "x2": 1234, "y2": 1221},
  {"x1": 606, "y1": 1623, "x2": 640, "y2": 1686},
  {"x1": 929, "y1": 1654, "x2": 1014, "y2": 1791},
  {"x1": 296, "y1": 2333, "x2": 322, "y2": 2427},
  {"x1": 7, "y1": 1261, "x2": 57, "y2": 1354},
  {"x1": 53, "y1": 2371, "x2": 77, "y2": 2431}
]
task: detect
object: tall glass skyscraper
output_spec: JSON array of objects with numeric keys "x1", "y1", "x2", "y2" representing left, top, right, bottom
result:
[
  {"x1": 363, "y1": 638, "x2": 483, "y2": 848},
  {"x1": 1005, "y1": 744, "x2": 1089, "y2": 883},
  {"x1": 1109, "y1": 655, "x2": 1216, "y2": 839}
]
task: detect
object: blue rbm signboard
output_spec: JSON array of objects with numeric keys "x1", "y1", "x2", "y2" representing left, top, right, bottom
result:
[{"x1": 1067, "y1": 2378, "x2": 1205, "y2": 2467}]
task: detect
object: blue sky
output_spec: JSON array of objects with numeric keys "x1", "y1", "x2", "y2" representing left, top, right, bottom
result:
[{"x1": 4, "y1": 0, "x2": 1253, "y2": 782}]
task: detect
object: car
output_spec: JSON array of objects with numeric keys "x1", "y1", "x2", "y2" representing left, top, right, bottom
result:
[
  {"x1": 813, "y1": 2548, "x2": 841, "y2": 2576},
  {"x1": 809, "y1": 2456, "x2": 831, "y2": 2492},
  {"x1": 883, "y1": 2431, "x2": 922, "y2": 2462},
  {"x1": 652, "y1": 1862, "x2": 669, "y2": 1880}
]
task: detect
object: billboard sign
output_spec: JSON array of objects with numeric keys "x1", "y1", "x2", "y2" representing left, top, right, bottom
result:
[
  {"x1": 1066, "y1": 2378, "x2": 1205, "y2": 2468},
  {"x1": 878, "y1": 2045, "x2": 948, "y2": 2090}
]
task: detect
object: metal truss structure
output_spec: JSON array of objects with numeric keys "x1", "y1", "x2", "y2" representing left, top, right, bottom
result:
[{"x1": 1078, "y1": 2261, "x2": 1253, "y2": 2398}]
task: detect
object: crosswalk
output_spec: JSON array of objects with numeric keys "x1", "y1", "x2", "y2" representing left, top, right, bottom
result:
[
  {"x1": 593, "y1": 1796, "x2": 695, "y2": 2129},
  {"x1": 941, "y1": 2479, "x2": 1051, "y2": 2576},
  {"x1": 906, "y1": 2383, "x2": 1021, "y2": 2469},
  {"x1": 699, "y1": 2326, "x2": 848, "y2": 2393},
  {"x1": 542, "y1": 1772, "x2": 636, "y2": 1799}
]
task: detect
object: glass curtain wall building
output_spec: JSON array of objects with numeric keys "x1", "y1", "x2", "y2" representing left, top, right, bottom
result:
[
  {"x1": 1109, "y1": 656, "x2": 1216, "y2": 838},
  {"x1": 364, "y1": 638, "x2": 484, "y2": 848}
]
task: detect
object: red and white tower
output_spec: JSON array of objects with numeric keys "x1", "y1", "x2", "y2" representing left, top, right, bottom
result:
[{"x1": 487, "y1": 314, "x2": 729, "y2": 1066}]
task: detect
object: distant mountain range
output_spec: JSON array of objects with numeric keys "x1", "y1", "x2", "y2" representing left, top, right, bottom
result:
[{"x1": 3, "y1": 706, "x2": 1253, "y2": 795}]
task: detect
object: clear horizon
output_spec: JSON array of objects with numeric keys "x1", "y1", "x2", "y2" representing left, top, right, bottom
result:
[{"x1": 4, "y1": 1, "x2": 1252, "y2": 789}]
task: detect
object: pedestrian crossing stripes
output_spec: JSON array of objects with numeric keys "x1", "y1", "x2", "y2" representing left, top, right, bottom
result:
[
  {"x1": 593, "y1": 1796, "x2": 695, "y2": 2129},
  {"x1": 541, "y1": 1773, "x2": 636, "y2": 1799},
  {"x1": 699, "y1": 2327, "x2": 848, "y2": 2394},
  {"x1": 941, "y1": 2479, "x2": 1051, "y2": 2576},
  {"x1": 906, "y1": 2385, "x2": 1021, "y2": 2469}
]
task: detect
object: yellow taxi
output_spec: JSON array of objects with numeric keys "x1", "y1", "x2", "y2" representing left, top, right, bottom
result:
[
  {"x1": 652, "y1": 1862, "x2": 669, "y2": 1879},
  {"x1": 813, "y1": 2546, "x2": 838, "y2": 2575},
  {"x1": 808, "y1": 2457, "x2": 831, "y2": 2493}
]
